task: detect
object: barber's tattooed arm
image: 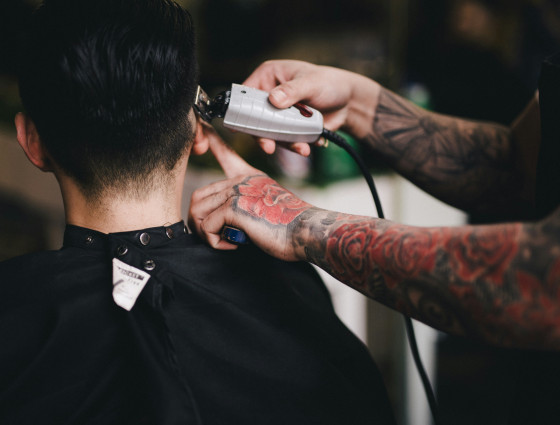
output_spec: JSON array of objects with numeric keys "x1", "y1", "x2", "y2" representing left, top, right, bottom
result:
[
  {"x1": 202, "y1": 173, "x2": 560, "y2": 349},
  {"x1": 290, "y1": 207, "x2": 560, "y2": 349},
  {"x1": 193, "y1": 109, "x2": 554, "y2": 350},
  {"x1": 363, "y1": 88, "x2": 535, "y2": 217}
]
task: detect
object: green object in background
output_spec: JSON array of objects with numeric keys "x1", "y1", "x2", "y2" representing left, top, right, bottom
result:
[
  {"x1": 309, "y1": 131, "x2": 361, "y2": 186},
  {"x1": 309, "y1": 83, "x2": 432, "y2": 188},
  {"x1": 403, "y1": 82, "x2": 432, "y2": 110}
]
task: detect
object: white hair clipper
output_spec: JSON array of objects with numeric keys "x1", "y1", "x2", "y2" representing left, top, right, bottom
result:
[
  {"x1": 194, "y1": 84, "x2": 323, "y2": 143},
  {"x1": 194, "y1": 84, "x2": 324, "y2": 245}
]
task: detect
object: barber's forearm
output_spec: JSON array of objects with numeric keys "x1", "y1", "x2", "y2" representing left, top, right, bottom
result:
[
  {"x1": 293, "y1": 210, "x2": 560, "y2": 349},
  {"x1": 361, "y1": 87, "x2": 529, "y2": 216}
]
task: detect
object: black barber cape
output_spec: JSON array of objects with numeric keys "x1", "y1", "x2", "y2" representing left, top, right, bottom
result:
[{"x1": 0, "y1": 221, "x2": 395, "y2": 425}]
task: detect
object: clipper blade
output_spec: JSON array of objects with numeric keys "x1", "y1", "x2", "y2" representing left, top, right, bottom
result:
[{"x1": 194, "y1": 86, "x2": 213, "y2": 122}]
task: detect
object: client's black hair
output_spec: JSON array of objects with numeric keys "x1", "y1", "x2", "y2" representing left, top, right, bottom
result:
[{"x1": 18, "y1": 0, "x2": 198, "y2": 197}]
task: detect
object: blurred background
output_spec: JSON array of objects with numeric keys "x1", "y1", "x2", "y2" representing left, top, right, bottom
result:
[{"x1": 1, "y1": 0, "x2": 559, "y2": 424}]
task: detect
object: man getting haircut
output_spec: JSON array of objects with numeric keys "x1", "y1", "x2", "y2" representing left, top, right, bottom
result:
[{"x1": 0, "y1": 0, "x2": 396, "y2": 424}]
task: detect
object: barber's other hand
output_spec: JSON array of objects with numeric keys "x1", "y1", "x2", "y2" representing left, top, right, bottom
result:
[
  {"x1": 243, "y1": 60, "x2": 380, "y2": 155},
  {"x1": 188, "y1": 125, "x2": 314, "y2": 261}
]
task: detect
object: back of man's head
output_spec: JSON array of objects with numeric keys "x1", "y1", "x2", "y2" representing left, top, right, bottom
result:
[{"x1": 18, "y1": 0, "x2": 198, "y2": 198}]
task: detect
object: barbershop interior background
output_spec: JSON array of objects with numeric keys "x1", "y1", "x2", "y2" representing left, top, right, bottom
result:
[{"x1": 1, "y1": 1, "x2": 559, "y2": 424}]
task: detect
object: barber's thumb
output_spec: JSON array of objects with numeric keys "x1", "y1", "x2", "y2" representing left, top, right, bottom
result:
[
  {"x1": 269, "y1": 86, "x2": 295, "y2": 109},
  {"x1": 269, "y1": 78, "x2": 316, "y2": 109}
]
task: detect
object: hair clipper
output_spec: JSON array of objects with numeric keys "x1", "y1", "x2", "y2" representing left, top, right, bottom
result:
[{"x1": 194, "y1": 84, "x2": 323, "y2": 143}]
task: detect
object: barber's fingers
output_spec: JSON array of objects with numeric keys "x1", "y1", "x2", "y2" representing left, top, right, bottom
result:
[
  {"x1": 188, "y1": 179, "x2": 242, "y2": 250},
  {"x1": 202, "y1": 124, "x2": 259, "y2": 178},
  {"x1": 258, "y1": 138, "x2": 276, "y2": 154},
  {"x1": 189, "y1": 175, "x2": 247, "y2": 218},
  {"x1": 188, "y1": 175, "x2": 265, "y2": 251},
  {"x1": 267, "y1": 79, "x2": 324, "y2": 110},
  {"x1": 191, "y1": 176, "x2": 235, "y2": 200},
  {"x1": 197, "y1": 201, "x2": 242, "y2": 250},
  {"x1": 256, "y1": 138, "x2": 311, "y2": 157},
  {"x1": 263, "y1": 73, "x2": 326, "y2": 110},
  {"x1": 188, "y1": 173, "x2": 261, "y2": 231},
  {"x1": 200, "y1": 207, "x2": 240, "y2": 250},
  {"x1": 277, "y1": 141, "x2": 312, "y2": 156},
  {"x1": 243, "y1": 60, "x2": 321, "y2": 109}
]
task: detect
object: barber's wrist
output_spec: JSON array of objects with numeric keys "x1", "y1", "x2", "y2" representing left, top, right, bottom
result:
[
  {"x1": 285, "y1": 207, "x2": 322, "y2": 262},
  {"x1": 344, "y1": 75, "x2": 381, "y2": 140},
  {"x1": 290, "y1": 207, "x2": 353, "y2": 263}
]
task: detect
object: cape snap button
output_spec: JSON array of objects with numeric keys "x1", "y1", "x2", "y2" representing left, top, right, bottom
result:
[
  {"x1": 139, "y1": 232, "x2": 151, "y2": 246},
  {"x1": 143, "y1": 260, "x2": 156, "y2": 271},
  {"x1": 116, "y1": 245, "x2": 128, "y2": 256}
]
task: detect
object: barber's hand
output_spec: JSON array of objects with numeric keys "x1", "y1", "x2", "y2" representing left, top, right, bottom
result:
[
  {"x1": 188, "y1": 125, "x2": 315, "y2": 261},
  {"x1": 243, "y1": 60, "x2": 380, "y2": 155}
]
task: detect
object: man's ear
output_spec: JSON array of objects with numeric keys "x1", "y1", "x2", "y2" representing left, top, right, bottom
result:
[
  {"x1": 14, "y1": 113, "x2": 52, "y2": 172},
  {"x1": 191, "y1": 119, "x2": 210, "y2": 156}
]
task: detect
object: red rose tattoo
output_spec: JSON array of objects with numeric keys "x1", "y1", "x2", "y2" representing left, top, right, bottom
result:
[
  {"x1": 325, "y1": 222, "x2": 440, "y2": 288},
  {"x1": 445, "y1": 225, "x2": 520, "y2": 285},
  {"x1": 371, "y1": 226, "x2": 440, "y2": 286},
  {"x1": 234, "y1": 175, "x2": 310, "y2": 225},
  {"x1": 325, "y1": 222, "x2": 377, "y2": 287}
]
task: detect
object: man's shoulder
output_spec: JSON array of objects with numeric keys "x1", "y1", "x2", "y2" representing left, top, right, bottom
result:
[{"x1": 161, "y1": 239, "x2": 335, "y2": 313}]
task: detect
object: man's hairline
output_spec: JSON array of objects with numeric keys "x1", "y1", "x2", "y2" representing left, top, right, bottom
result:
[{"x1": 46, "y1": 106, "x2": 197, "y2": 203}]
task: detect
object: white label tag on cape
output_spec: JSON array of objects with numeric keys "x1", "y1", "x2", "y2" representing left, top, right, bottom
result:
[{"x1": 112, "y1": 258, "x2": 151, "y2": 311}]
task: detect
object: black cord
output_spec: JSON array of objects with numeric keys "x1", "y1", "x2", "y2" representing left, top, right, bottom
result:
[
  {"x1": 404, "y1": 312, "x2": 441, "y2": 425},
  {"x1": 321, "y1": 128, "x2": 442, "y2": 425},
  {"x1": 321, "y1": 129, "x2": 385, "y2": 219}
]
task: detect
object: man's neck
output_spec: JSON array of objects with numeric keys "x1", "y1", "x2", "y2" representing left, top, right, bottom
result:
[
  {"x1": 66, "y1": 192, "x2": 183, "y2": 234},
  {"x1": 56, "y1": 160, "x2": 187, "y2": 234}
]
